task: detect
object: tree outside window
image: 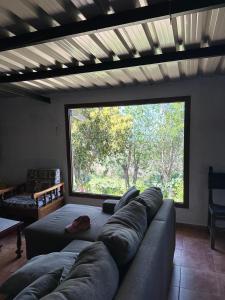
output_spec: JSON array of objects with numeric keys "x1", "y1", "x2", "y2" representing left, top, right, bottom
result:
[{"x1": 67, "y1": 99, "x2": 189, "y2": 204}]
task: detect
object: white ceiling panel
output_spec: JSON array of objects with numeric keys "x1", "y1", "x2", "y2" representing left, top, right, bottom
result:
[{"x1": 0, "y1": 1, "x2": 225, "y2": 95}]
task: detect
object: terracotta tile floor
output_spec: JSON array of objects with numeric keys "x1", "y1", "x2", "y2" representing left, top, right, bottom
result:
[
  {"x1": 0, "y1": 232, "x2": 27, "y2": 285},
  {"x1": 0, "y1": 226, "x2": 225, "y2": 300},
  {"x1": 168, "y1": 225, "x2": 225, "y2": 300}
]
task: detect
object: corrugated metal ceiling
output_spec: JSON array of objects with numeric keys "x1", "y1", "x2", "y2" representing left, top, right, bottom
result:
[{"x1": 0, "y1": 0, "x2": 225, "y2": 95}]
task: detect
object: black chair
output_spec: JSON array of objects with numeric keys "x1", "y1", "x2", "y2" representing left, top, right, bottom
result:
[{"x1": 208, "y1": 166, "x2": 225, "y2": 249}]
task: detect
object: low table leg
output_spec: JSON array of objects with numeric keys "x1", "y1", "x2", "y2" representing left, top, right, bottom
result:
[{"x1": 16, "y1": 226, "x2": 23, "y2": 258}]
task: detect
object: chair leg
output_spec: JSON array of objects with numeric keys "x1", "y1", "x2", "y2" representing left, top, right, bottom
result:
[
  {"x1": 210, "y1": 214, "x2": 215, "y2": 249},
  {"x1": 207, "y1": 210, "x2": 211, "y2": 234}
]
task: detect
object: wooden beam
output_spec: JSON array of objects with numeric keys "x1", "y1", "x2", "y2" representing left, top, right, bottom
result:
[
  {"x1": 0, "y1": 0, "x2": 224, "y2": 52},
  {"x1": 0, "y1": 44, "x2": 225, "y2": 83},
  {"x1": 0, "y1": 84, "x2": 51, "y2": 103}
]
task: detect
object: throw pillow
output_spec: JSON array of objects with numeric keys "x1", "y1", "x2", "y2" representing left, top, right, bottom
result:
[
  {"x1": 98, "y1": 201, "x2": 147, "y2": 266},
  {"x1": 0, "y1": 252, "x2": 77, "y2": 299},
  {"x1": 114, "y1": 186, "x2": 140, "y2": 212},
  {"x1": 13, "y1": 269, "x2": 63, "y2": 300},
  {"x1": 41, "y1": 242, "x2": 119, "y2": 300},
  {"x1": 133, "y1": 187, "x2": 163, "y2": 225}
]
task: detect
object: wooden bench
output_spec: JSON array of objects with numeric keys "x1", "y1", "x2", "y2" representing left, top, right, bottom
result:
[{"x1": 0, "y1": 183, "x2": 64, "y2": 222}]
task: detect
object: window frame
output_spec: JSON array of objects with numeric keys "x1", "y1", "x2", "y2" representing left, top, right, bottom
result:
[{"x1": 65, "y1": 96, "x2": 191, "y2": 208}]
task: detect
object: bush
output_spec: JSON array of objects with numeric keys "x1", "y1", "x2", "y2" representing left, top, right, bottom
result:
[
  {"x1": 84, "y1": 176, "x2": 125, "y2": 195},
  {"x1": 76, "y1": 173, "x2": 184, "y2": 203},
  {"x1": 172, "y1": 178, "x2": 183, "y2": 203}
]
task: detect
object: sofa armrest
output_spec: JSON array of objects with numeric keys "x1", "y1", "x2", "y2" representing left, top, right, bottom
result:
[
  {"x1": 0, "y1": 186, "x2": 15, "y2": 196},
  {"x1": 102, "y1": 199, "x2": 119, "y2": 214},
  {"x1": 0, "y1": 183, "x2": 26, "y2": 196},
  {"x1": 32, "y1": 183, "x2": 64, "y2": 202},
  {"x1": 0, "y1": 187, "x2": 14, "y2": 205}
]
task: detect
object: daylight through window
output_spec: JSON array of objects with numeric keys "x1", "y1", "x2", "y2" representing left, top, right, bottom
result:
[{"x1": 66, "y1": 98, "x2": 190, "y2": 205}]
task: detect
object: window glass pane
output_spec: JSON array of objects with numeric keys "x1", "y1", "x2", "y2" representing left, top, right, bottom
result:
[{"x1": 68, "y1": 101, "x2": 186, "y2": 203}]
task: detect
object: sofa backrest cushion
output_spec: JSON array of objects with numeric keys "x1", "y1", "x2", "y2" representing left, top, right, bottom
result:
[
  {"x1": 13, "y1": 269, "x2": 63, "y2": 300},
  {"x1": 114, "y1": 186, "x2": 140, "y2": 212},
  {"x1": 98, "y1": 201, "x2": 147, "y2": 266},
  {"x1": 0, "y1": 252, "x2": 77, "y2": 299},
  {"x1": 133, "y1": 187, "x2": 163, "y2": 225},
  {"x1": 41, "y1": 241, "x2": 119, "y2": 300}
]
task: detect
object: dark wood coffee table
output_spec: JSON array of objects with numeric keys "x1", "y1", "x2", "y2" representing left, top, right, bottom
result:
[{"x1": 0, "y1": 217, "x2": 23, "y2": 258}]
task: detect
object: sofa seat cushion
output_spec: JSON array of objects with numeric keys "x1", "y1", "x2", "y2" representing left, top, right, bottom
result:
[
  {"x1": 114, "y1": 186, "x2": 140, "y2": 212},
  {"x1": 14, "y1": 269, "x2": 63, "y2": 300},
  {"x1": 42, "y1": 242, "x2": 119, "y2": 300},
  {"x1": 2, "y1": 194, "x2": 57, "y2": 209},
  {"x1": 25, "y1": 204, "x2": 111, "y2": 258},
  {"x1": 61, "y1": 240, "x2": 93, "y2": 253},
  {"x1": 98, "y1": 201, "x2": 147, "y2": 266},
  {"x1": 133, "y1": 187, "x2": 163, "y2": 225},
  {"x1": 0, "y1": 252, "x2": 77, "y2": 299}
]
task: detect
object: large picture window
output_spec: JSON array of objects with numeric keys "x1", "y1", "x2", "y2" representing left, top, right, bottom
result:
[{"x1": 65, "y1": 97, "x2": 190, "y2": 207}]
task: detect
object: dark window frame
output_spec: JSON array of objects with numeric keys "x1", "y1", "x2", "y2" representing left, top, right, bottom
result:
[{"x1": 65, "y1": 96, "x2": 191, "y2": 208}]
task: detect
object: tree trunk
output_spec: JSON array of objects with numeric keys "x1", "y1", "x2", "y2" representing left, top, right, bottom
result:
[
  {"x1": 132, "y1": 163, "x2": 139, "y2": 185},
  {"x1": 74, "y1": 164, "x2": 81, "y2": 188},
  {"x1": 132, "y1": 145, "x2": 139, "y2": 185},
  {"x1": 122, "y1": 165, "x2": 130, "y2": 189}
]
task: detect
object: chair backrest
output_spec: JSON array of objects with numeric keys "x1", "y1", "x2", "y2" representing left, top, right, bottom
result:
[
  {"x1": 208, "y1": 166, "x2": 225, "y2": 205},
  {"x1": 208, "y1": 166, "x2": 225, "y2": 190},
  {"x1": 26, "y1": 169, "x2": 61, "y2": 193}
]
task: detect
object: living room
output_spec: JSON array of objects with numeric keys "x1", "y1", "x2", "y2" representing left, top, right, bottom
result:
[{"x1": 1, "y1": 1, "x2": 225, "y2": 300}]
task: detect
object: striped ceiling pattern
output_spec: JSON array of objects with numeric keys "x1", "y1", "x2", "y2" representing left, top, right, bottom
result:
[{"x1": 0, "y1": 0, "x2": 225, "y2": 96}]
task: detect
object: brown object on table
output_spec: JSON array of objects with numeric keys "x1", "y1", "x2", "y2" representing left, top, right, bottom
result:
[{"x1": 0, "y1": 217, "x2": 23, "y2": 258}]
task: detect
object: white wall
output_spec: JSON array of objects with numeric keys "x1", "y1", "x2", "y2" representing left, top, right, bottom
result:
[{"x1": 1, "y1": 75, "x2": 225, "y2": 226}]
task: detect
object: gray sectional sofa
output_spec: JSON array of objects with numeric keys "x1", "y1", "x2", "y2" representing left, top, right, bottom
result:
[
  {"x1": 25, "y1": 204, "x2": 110, "y2": 258},
  {"x1": 1, "y1": 188, "x2": 176, "y2": 300}
]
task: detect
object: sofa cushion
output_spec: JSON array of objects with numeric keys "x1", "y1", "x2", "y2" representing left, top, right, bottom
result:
[
  {"x1": 0, "y1": 252, "x2": 77, "y2": 299},
  {"x1": 133, "y1": 187, "x2": 163, "y2": 225},
  {"x1": 41, "y1": 242, "x2": 119, "y2": 300},
  {"x1": 98, "y1": 201, "x2": 147, "y2": 266},
  {"x1": 114, "y1": 186, "x2": 140, "y2": 212},
  {"x1": 25, "y1": 204, "x2": 111, "y2": 258},
  {"x1": 114, "y1": 216, "x2": 175, "y2": 300},
  {"x1": 61, "y1": 240, "x2": 93, "y2": 253},
  {"x1": 13, "y1": 269, "x2": 63, "y2": 300},
  {"x1": 2, "y1": 194, "x2": 56, "y2": 209}
]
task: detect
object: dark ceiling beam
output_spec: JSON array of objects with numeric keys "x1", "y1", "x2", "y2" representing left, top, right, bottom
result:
[
  {"x1": 0, "y1": 0, "x2": 225, "y2": 52},
  {"x1": 0, "y1": 84, "x2": 51, "y2": 103},
  {"x1": 1, "y1": 44, "x2": 225, "y2": 83}
]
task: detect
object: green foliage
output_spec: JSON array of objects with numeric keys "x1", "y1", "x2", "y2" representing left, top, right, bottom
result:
[
  {"x1": 135, "y1": 179, "x2": 149, "y2": 193},
  {"x1": 71, "y1": 107, "x2": 132, "y2": 188},
  {"x1": 83, "y1": 176, "x2": 125, "y2": 196},
  {"x1": 172, "y1": 177, "x2": 184, "y2": 203},
  {"x1": 70, "y1": 102, "x2": 185, "y2": 203}
]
